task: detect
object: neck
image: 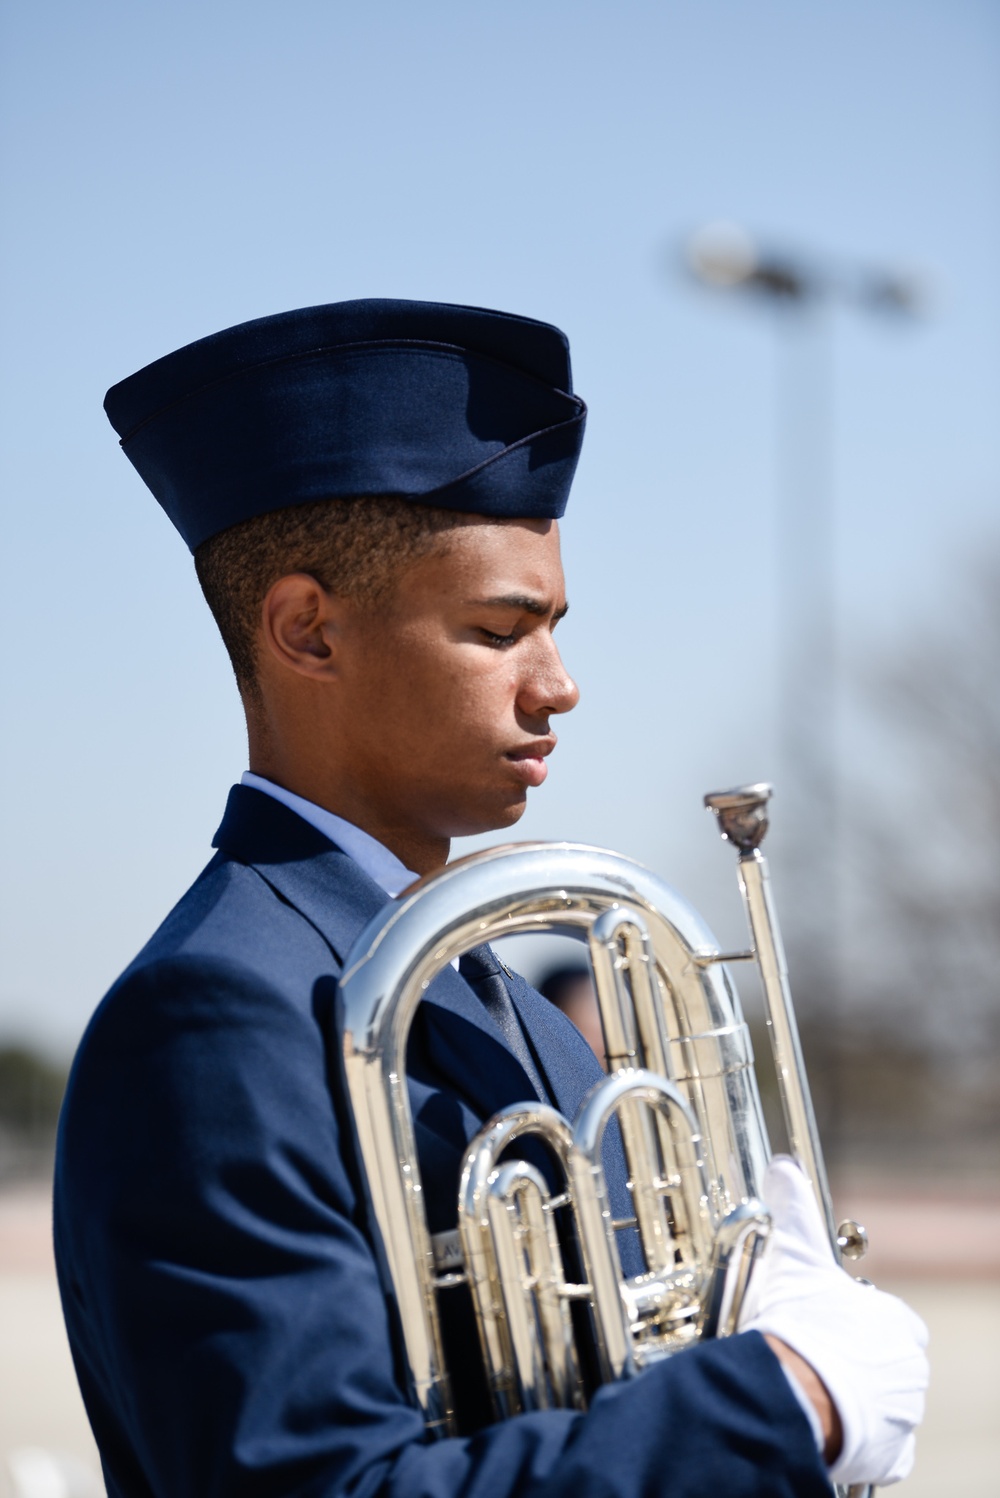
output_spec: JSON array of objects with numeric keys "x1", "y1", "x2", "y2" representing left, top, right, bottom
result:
[{"x1": 248, "y1": 730, "x2": 450, "y2": 878}]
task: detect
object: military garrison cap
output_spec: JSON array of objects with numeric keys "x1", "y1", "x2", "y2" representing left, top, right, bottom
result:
[{"x1": 104, "y1": 298, "x2": 587, "y2": 551}]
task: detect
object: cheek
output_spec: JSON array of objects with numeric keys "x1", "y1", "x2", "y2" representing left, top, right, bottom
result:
[
  {"x1": 444, "y1": 652, "x2": 519, "y2": 721},
  {"x1": 353, "y1": 625, "x2": 518, "y2": 748},
  {"x1": 410, "y1": 650, "x2": 520, "y2": 750}
]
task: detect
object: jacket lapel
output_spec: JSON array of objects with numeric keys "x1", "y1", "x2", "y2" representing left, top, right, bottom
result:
[
  {"x1": 214, "y1": 786, "x2": 641, "y2": 1272},
  {"x1": 212, "y1": 785, "x2": 547, "y2": 1120},
  {"x1": 502, "y1": 966, "x2": 605, "y2": 1120}
]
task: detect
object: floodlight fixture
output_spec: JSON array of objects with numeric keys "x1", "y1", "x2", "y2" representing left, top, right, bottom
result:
[{"x1": 685, "y1": 221, "x2": 927, "y2": 318}]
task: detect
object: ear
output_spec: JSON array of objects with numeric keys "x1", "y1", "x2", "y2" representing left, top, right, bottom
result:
[{"x1": 260, "y1": 572, "x2": 345, "y2": 681}]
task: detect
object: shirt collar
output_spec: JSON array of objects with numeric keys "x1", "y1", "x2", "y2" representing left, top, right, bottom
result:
[{"x1": 240, "y1": 772, "x2": 417, "y2": 897}]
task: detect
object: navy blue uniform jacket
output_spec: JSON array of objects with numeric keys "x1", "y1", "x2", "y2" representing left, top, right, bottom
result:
[{"x1": 54, "y1": 785, "x2": 830, "y2": 1498}]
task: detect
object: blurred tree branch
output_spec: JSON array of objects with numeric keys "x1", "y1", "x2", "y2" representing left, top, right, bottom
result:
[
  {"x1": 0, "y1": 1046, "x2": 68, "y2": 1182},
  {"x1": 827, "y1": 539, "x2": 1000, "y2": 1168}
]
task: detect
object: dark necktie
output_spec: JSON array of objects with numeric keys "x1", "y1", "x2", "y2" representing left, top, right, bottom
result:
[{"x1": 458, "y1": 944, "x2": 552, "y2": 1104}]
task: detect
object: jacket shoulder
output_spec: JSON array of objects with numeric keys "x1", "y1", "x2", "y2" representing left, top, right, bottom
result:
[
  {"x1": 60, "y1": 852, "x2": 344, "y2": 1145},
  {"x1": 122, "y1": 851, "x2": 338, "y2": 994}
]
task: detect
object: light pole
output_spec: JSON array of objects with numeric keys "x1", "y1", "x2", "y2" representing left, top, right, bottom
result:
[{"x1": 684, "y1": 223, "x2": 923, "y2": 1159}]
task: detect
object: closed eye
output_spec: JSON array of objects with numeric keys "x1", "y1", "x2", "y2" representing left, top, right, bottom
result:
[{"x1": 479, "y1": 628, "x2": 519, "y2": 648}]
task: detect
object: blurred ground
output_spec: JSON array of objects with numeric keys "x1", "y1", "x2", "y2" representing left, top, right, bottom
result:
[
  {"x1": 0, "y1": 1187, "x2": 102, "y2": 1496},
  {"x1": 1, "y1": 1179, "x2": 997, "y2": 1498}
]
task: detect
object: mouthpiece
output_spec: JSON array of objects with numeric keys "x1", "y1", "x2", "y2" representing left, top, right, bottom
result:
[{"x1": 703, "y1": 783, "x2": 773, "y2": 852}]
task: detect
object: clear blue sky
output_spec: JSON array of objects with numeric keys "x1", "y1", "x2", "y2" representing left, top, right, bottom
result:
[{"x1": 1, "y1": 0, "x2": 998, "y2": 1055}]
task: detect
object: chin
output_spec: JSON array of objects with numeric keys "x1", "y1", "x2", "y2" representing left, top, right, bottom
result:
[
  {"x1": 446, "y1": 793, "x2": 528, "y2": 839},
  {"x1": 493, "y1": 800, "x2": 528, "y2": 831}
]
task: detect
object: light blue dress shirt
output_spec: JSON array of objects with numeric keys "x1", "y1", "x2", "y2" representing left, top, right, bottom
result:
[{"x1": 241, "y1": 771, "x2": 418, "y2": 896}]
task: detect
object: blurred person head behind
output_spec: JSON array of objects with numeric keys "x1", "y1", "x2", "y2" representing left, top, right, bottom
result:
[{"x1": 538, "y1": 965, "x2": 605, "y2": 1067}]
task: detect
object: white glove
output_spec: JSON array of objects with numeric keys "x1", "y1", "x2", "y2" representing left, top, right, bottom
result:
[{"x1": 739, "y1": 1156, "x2": 929, "y2": 1486}]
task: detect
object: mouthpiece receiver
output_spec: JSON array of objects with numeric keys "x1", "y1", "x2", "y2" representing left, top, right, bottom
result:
[{"x1": 704, "y1": 784, "x2": 773, "y2": 852}]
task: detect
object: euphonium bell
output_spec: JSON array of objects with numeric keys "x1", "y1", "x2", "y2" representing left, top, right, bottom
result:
[{"x1": 337, "y1": 784, "x2": 867, "y2": 1438}]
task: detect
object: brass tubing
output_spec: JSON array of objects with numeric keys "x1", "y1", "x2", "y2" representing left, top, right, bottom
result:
[
  {"x1": 340, "y1": 836, "x2": 778, "y2": 1435},
  {"x1": 588, "y1": 912, "x2": 692, "y2": 1279},
  {"x1": 737, "y1": 848, "x2": 839, "y2": 1251},
  {"x1": 459, "y1": 1104, "x2": 592, "y2": 1417}
]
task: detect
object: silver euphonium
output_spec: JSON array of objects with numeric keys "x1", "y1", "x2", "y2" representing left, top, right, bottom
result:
[{"x1": 338, "y1": 784, "x2": 868, "y2": 1438}]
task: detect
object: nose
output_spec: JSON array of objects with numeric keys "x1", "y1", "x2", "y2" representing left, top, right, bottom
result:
[{"x1": 517, "y1": 634, "x2": 580, "y2": 719}]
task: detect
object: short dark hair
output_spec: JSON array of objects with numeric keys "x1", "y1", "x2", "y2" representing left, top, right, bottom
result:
[
  {"x1": 537, "y1": 966, "x2": 592, "y2": 1011},
  {"x1": 194, "y1": 495, "x2": 470, "y2": 700}
]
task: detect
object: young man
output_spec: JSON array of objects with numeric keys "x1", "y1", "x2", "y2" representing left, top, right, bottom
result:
[{"x1": 54, "y1": 299, "x2": 926, "y2": 1498}]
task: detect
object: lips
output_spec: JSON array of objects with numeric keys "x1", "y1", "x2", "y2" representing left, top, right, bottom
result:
[{"x1": 504, "y1": 740, "x2": 555, "y2": 788}]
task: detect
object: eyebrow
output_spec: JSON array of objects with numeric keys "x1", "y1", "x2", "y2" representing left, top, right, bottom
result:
[{"x1": 467, "y1": 594, "x2": 569, "y2": 622}]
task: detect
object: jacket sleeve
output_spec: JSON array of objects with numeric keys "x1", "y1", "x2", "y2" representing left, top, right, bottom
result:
[{"x1": 54, "y1": 955, "x2": 831, "y2": 1498}]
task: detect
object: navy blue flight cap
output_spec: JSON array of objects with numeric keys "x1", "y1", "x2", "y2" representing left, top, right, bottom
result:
[{"x1": 104, "y1": 298, "x2": 587, "y2": 552}]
